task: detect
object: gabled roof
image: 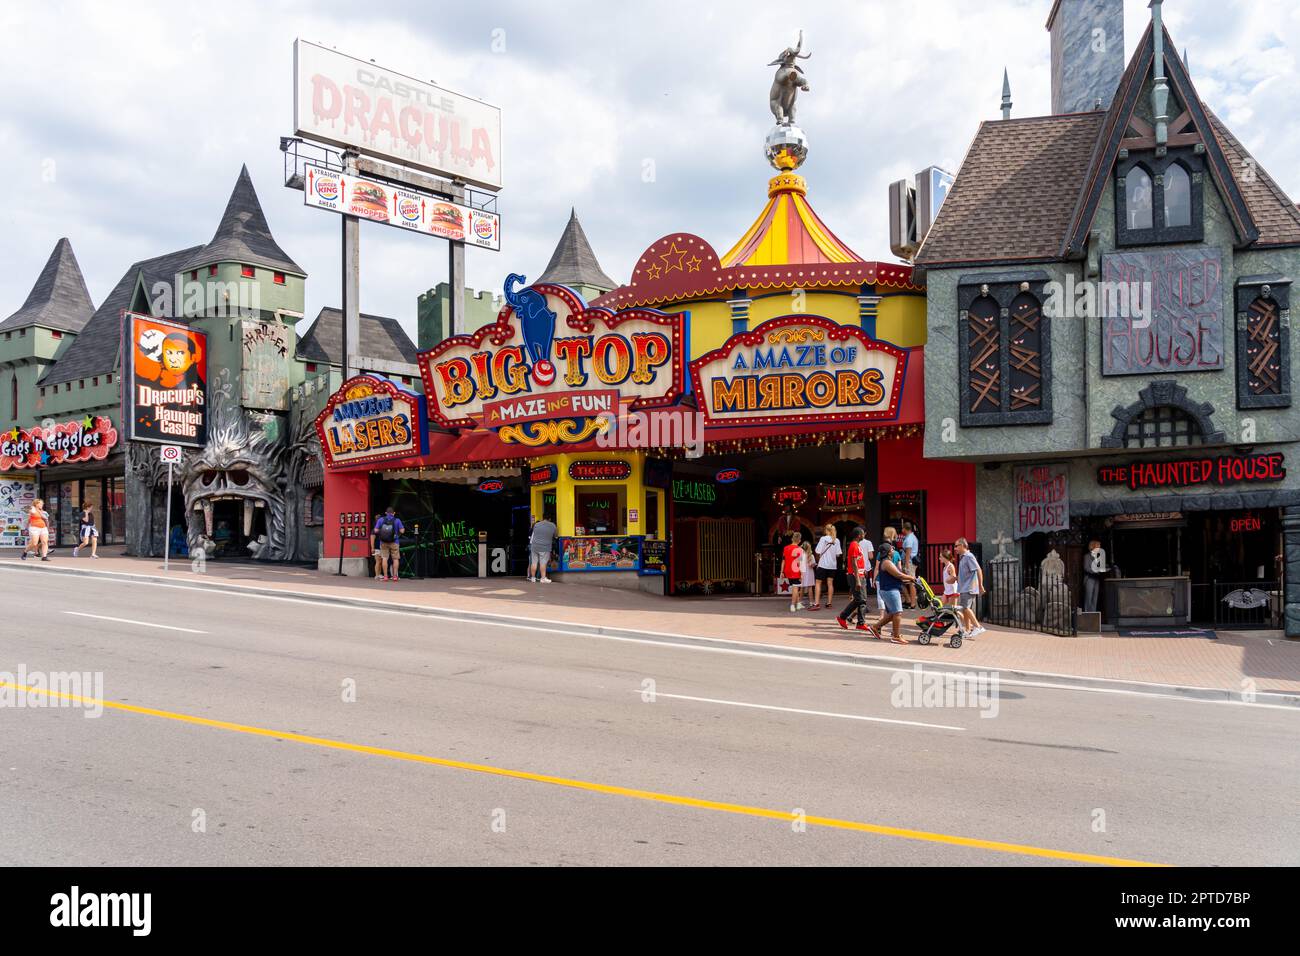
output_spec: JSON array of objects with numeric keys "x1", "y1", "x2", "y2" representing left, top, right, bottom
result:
[
  {"x1": 913, "y1": 112, "x2": 1105, "y2": 267},
  {"x1": 180, "y1": 165, "x2": 304, "y2": 277},
  {"x1": 917, "y1": 21, "x2": 1300, "y2": 268},
  {"x1": 536, "y1": 209, "x2": 618, "y2": 292},
  {"x1": 720, "y1": 173, "x2": 864, "y2": 267},
  {"x1": 39, "y1": 246, "x2": 202, "y2": 387},
  {"x1": 0, "y1": 238, "x2": 95, "y2": 333},
  {"x1": 297, "y1": 308, "x2": 418, "y2": 367}
]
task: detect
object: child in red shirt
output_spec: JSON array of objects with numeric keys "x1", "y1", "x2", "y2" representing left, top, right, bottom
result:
[{"x1": 782, "y1": 532, "x2": 804, "y2": 612}]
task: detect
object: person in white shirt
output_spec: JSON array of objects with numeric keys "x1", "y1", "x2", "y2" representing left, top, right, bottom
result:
[
  {"x1": 810, "y1": 524, "x2": 843, "y2": 610},
  {"x1": 1083, "y1": 538, "x2": 1108, "y2": 613},
  {"x1": 900, "y1": 521, "x2": 920, "y2": 609}
]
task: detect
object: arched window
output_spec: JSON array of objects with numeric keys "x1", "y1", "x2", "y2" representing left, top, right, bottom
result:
[
  {"x1": 1123, "y1": 404, "x2": 1205, "y2": 449},
  {"x1": 1008, "y1": 292, "x2": 1043, "y2": 410},
  {"x1": 1164, "y1": 163, "x2": 1191, "y2": 227},
  {"x1": 966, "y1": 295, "x2": 1000, "y2": 414},
  {"x1": 1125, "y1": 167, "x2": 1153, "y2": 230}
]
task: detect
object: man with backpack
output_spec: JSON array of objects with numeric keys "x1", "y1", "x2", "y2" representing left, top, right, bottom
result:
[{"x1": 372, "y1": 506, "x2": 405, "y2": 582}]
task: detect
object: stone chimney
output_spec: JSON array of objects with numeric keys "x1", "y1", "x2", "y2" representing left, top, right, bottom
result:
[{"x1": 1046, "y1": 0, "x2": 1125, "y2": 114}]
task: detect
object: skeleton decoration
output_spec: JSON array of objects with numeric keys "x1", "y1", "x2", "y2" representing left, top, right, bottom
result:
[{"x1": 768, "y1": 30, "x2": 810, "y2": 126}]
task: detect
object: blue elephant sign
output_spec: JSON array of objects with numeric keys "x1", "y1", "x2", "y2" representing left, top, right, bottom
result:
[{"x1": 418, "y1": 275, "x2": 685, "y2": 446}]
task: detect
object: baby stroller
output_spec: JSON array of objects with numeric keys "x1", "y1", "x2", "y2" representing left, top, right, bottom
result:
[{"x1": 914, "y1": 576, "x2": 964, "y2": 649}]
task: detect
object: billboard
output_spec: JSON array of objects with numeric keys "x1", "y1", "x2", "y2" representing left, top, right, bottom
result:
[
  {"x1": 419, "y1": 277, "x2": 685, "y2": 446},
  {"x1": 689, "y1": 316, "x2": 908, "y2": 428},
  {"x1": 303, "y1": 164, "x2": 500, "y2": 251},
  {"x1": 122, "y1": 312, "x2": 208, "y2": 447},
  {"x1": 316, "y1": 374, "x2": 428, "y2": 469},
  {"x1": 293, "y1": 39, "x2": 502, "y2": 191}
]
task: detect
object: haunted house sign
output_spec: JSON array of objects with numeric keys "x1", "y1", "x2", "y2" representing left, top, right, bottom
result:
[
  {"x1": 1013, "y1": 463, "x2": 1069, "y2": 539},
  {"x1": 1101, "y1": 248, "x2": 1223, "y2": 375}
]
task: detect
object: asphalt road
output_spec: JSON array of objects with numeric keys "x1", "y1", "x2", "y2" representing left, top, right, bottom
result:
[{"x1": 1, "y1": 565, "x2": 1297, "y2": 866}]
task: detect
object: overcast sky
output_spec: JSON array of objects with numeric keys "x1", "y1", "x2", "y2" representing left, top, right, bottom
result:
[{"x1": 2, "y1": 0, "x2": 1297, "y2": 342}]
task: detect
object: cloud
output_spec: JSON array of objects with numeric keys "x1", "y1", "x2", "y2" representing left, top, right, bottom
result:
[{"x1": 1, "y1": 0, "x2": 1295, "y2": 347}]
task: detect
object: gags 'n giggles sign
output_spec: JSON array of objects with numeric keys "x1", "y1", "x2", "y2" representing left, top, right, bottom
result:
[{"x1": 0, "y1": 417, "x2": 118, "y2": 471}]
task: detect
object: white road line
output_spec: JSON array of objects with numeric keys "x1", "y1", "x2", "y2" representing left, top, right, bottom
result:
[
  {"x1": 11, "y1": 566, "x2": 1299, "y2": 711},
  {"x1": 643, "y1": 691, "x2": 967, "y2": 731},
  {"x1": 63, "y1": 611, "x2": 206, "y2": 634}
]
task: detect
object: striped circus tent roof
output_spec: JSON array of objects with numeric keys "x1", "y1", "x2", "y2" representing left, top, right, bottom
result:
[{"x1": 720, "y1": 173, "x2": 862, "y2": 268}]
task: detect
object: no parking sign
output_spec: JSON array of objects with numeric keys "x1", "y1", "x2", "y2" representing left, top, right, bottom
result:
[{"x1": 159, "y1": 444, "x2": 183, "y2": 464}]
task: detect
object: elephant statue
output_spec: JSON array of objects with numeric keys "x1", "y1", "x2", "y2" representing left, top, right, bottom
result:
[
  {"x1": 503, "y1": 273, "x2": 557, "y2": 370},
  {"x1": 768, "y1": 30, "x2": 811, "y2": 126}
]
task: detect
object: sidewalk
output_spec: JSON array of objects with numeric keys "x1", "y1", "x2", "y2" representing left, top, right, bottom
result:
[{"x1": 10, "y1": 547, "x2": 1300, "y2": 696}]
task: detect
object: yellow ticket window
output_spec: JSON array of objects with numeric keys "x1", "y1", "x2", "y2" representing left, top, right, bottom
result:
[{"x1": 575, "y1": 488, "x2": 625, "y2": 535}]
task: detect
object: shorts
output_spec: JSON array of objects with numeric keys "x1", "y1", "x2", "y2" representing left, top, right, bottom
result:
[
  {"x1": 378, "y1": 541, "x2": 400, "y2": 559},
  {"x1": 879, "y1": 589, "x2": 903, "y2": 614},
  {"x1": 80, "y1": 525, "x2": 98, "y2": 539},
  {"x1": 785, "y1": 577, "x2": 802, "y2": 587},
  {"x1": 28, "y1": 527, "x2": 48, "y2": 542},
  {"x1": 814, "y1": 566, "x2": 836, "y2": 582},
  {"x1": 531, "y1": 550, "x2": 551, "y2": 566},
  {"x1": 958, "y1": 592, "x2": 978, "y2": 609}
]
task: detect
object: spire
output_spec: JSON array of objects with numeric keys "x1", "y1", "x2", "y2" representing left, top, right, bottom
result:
[
  {"x1": 0, "y1": 237, "x2": 95, "y2": 332},
  {"x1": 536, "y1": 209, "x2": 618, "y2": 293},
  {"x1": 1001, "y1": 68, "x2": 1013, "y2": 120},
  {"x1": 181, "y1": 164, "x2": 304, "y2": 276},
  {"x1": 1150, "y1": 0, "x2": 1170, "y2": 147}
]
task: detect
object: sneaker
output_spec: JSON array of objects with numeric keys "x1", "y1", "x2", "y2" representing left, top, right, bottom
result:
[
  {"x1": 73, "y1": 547, "x2": 80, "y2": 557},
  {"x1": 41, "y1": 557, "x2": 50, "y2": 562},
  {"x1": 855, "y1": 623, "x2": 870, "y2": 632},
  {"x1": 789, "y1": 604, "x2": 797, "y2": 613},
  {"x1": 971, "y1": 626, "x2": 987, "y2": 637},
  {"x1": 91, "y1": 554, "x2": 99, "y2": 559},
  {"x1": 540, "y1": 578, "x2": 553, "y2": 584},
  {"x1": 376, "y1": 575, "x2": 387, "y2": 581},
  {"x1": 836, "y1": 617, "x2": 848, "y2": 630},
  {"x1": 865, "y1": 624, "x2": 882, "y2": 639},
  {"x1": 20, "y1": 551, "x2": 27, "y2": 561},
  {"x1": 527, "y1": 576, "x2": 536, "y2": 583}
]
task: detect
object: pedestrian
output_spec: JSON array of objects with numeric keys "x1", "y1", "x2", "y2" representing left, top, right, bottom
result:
[
  {"x1": 799, "y1": 539, "x2": 816, "y2": 607},
  {"x1": 900, "y1": 520, "x2": 920, "y2": 609},
  {"x1": 866, "y1": 541, "x2": 915, "y2": 644},
  {"x1": 21, "y1": 498, "x2": 51, "y2": 562},
  {"x1": 939, "y1": 548, "x2": 958, "y2": 605},
  {"x1": 528, "y1": 510, "x2": 558, "y2": 583},
  {"x1": 811, "y1": 523, "x2": 841, "y2": 610},
  {"x1": 836, "y1": 526, "x2": 872, "y2": 631},
  {"x1": 1083, "y1": 538, "x2": 1107, "y2": 613},
  {"x1": 372, "y1": 506, "x2": 404, "y2": 582},
  {"x1": 954, "y1": 537, "x2": 986, "y2": 637},
  {"x1": 73, "y1": 503, "x2": 99, "y2": 559},
  {"x1": 782, "y1": 531, "x2": 805, "y2": 612}
]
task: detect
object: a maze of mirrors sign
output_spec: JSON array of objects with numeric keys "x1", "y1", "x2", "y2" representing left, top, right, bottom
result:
[{"x1": 1101, "y1": 248, "x2": 1223, "y2": 375}]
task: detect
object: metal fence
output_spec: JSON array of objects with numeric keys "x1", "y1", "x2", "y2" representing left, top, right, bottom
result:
[
  {"x1": 981, "y1": 553, "x2": 1077, "y2": 636},
  {"x1": 1190, "y1": 581, "x2": 1282, "y2": 630}
]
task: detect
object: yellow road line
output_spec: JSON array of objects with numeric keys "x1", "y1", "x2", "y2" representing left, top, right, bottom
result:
[{"x1": 1, "y1": 680, "x2": 1167, "y2": 866}]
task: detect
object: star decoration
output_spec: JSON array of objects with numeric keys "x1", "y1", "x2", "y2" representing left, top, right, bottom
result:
[
  {"x1": 82, "y1": 415, "x2": 95, "y2": 429},
  {"x1": 646, "y1": 264, "x2": 662, "y2": 281},
  {"x1": 659, "y1": 243, "x2": 687, "y2": 273},
  {"x1": 685, "y1": 255, "x2": 702, "y2": 273},
  {"x1": 8, "y1": 427, "x2": 18, "y2": 441}
]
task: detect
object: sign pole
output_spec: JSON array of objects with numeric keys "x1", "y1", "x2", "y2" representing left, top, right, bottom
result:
[
  {"x1": 341, "y1": 151, "x2": 360, "y2": 378},
  {"x1": 163, "y1": 460, "x2": 173, "y2": 572},
  {"x1": 448, "y1": 180, "x2": 466, "y2": 335}
]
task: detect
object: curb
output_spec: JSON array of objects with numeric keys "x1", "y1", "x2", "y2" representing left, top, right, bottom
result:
[{"x1": 6, "y1": 560, "x2": 1299, "y2": 708}]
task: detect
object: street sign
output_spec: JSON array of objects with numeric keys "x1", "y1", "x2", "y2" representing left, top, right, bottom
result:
[{"x1": 159, "y1": 444, "x2": 183, "y2": 463}]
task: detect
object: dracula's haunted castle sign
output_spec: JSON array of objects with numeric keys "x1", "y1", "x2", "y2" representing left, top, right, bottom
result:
[
  {"x1": 419, "y1": 275, "x2": 684, "y2": 447},
  {"x1": 122, "y1": 313, "x2": 208, "y2": 447}
]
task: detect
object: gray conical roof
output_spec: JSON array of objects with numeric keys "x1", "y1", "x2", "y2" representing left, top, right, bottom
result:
[
  {"x1": 536, "y1": 209, "x2": 618, "y2": 292},
  {"x1": 1, "y1": 238, "x2": 95, "y2": 333},
  {"x1": 181, "y1": 165, "x2": 304, "y2": 276}
]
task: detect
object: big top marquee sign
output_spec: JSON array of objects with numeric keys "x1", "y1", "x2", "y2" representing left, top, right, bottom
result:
[
  {"x1": 418, "y1": 275, "x2": 685, "y2": 447},
  {"x1": 689, "y1": 315, "x2": 909, "y2": 427}
]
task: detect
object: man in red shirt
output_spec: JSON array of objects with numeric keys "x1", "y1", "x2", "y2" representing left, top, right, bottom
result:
[
  {"x1": 837, "y1": 526, "x2": 871, "y2": 631},
  {"x1": 782, "y1": 532, "x2": 804, "y2": 612}
]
